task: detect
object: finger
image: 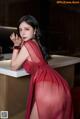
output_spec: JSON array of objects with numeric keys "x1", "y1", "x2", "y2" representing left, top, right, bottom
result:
[
  {"x1": 15, "y1": 34, "x2": 19, "y2": 39},
  {"x1": 10, "y1": 34, "x2": 13, "y2": 40},
  {"x1": 11, "y1": 33, "x2": 16, "y2": 40},
  {"x1": 18, "y1": 37, "x2": 22, "y2": 42}
]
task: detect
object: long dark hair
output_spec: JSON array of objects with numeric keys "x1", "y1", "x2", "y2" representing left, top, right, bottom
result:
[{"x1": 17, "y1": 15, "x2": 49, "y2": 60}]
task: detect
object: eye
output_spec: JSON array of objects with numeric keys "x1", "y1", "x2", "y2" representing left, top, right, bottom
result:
[{"x1": 25, "y1": 28, "x2": 29, "y2": 30}]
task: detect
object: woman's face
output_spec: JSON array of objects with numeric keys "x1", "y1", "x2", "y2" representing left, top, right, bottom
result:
[{"x1": 19, "y1": 21, "x2": 35, "y2": 41}]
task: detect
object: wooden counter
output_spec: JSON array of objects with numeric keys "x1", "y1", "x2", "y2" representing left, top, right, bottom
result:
[
  {"x1": 0, "y1": 74, "x2": 30, "y2": 118},
  {"x1": 0, "y1": 54, "x2": 80, "y2": 118}
]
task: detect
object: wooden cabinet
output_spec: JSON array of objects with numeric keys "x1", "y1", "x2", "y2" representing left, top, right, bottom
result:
[{"x1": 0, "y1": 74, "x2": 30, "y2": 118}]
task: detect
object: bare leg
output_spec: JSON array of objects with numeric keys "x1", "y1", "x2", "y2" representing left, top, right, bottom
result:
[{"x1": 30, "y1": 102, "x2": 39, "y2": 119}]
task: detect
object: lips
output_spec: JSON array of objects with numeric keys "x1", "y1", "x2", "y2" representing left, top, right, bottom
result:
[{"x1": 22, "y1": 36, "x2": 27, "y2": 39}]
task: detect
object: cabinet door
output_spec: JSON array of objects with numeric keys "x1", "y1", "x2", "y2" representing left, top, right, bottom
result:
[{"x1": 0, "y1": 74, "x2": 7, "y2": 110}]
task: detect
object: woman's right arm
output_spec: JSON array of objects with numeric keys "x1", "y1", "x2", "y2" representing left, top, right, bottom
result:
[
  {"x1": 10, "y1": 33, "x2": 29, "y2": 70},
  {"x1": 11, "y1": 46, "x2": 29, "y2": 70}
]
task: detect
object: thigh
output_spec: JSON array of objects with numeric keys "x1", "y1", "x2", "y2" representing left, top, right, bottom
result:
[
  {"x1": 35, "y1": 82, "x2": 66, "y2": 119},
  {"x1": 30, "y1": 102, "x2": 39, "y2": 119}
]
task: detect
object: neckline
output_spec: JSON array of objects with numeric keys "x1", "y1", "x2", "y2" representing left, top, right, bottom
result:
[
  {"x1": 23, "y1": 39, "x2": 38, "y2": 45},
  {"x1": 23, "y1": 39, "x2": 32, "y2": 44}
]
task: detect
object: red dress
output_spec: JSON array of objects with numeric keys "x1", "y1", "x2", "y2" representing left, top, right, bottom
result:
[{"x1": 23, "y1": 40, "x2": 73, "y2": 119}]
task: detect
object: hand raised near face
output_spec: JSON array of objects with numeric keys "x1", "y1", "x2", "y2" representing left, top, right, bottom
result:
[{"x1": 10, "y1": 32, "x2": 22, "y2": 46}]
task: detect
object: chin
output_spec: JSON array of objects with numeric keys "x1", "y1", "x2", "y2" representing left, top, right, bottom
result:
[{"x1": 23, "y1": 39, "x2": 28, "y2": 41}]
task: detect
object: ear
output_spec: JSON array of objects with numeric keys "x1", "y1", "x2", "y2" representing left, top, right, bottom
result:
[{"x1": 34, "y1": 29, "x2": 36, "y2": 35}]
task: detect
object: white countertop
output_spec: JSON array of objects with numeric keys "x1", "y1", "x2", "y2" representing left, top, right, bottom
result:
[
  {"x1": 0, "y1": 60, "x2": 29, "y2": 77},
  {"x1": 48, "y1": 55, "x2": 80, "y2": 68},
  {"x1": 0, "y1": 53, "x2": 29, "y2": 77},
  {"x1": 0, "y1": 54, "x2": 80, "y2": 78}
]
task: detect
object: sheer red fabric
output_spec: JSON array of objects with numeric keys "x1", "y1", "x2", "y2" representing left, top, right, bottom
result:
[{"x1": 23, "y1": 40, "x2": 73, "y2": 119}]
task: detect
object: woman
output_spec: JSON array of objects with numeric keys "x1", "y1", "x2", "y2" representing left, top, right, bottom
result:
[{"x1": 10, "y1": 15, "x2": 73, "y2": 119}]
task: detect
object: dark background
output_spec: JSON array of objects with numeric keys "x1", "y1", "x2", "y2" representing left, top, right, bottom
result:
[
  {"x1": 0, "y1": 0, "x2": 80, "y2": 56},
  {"x1": 0, "y1": 1, "x2": 80, "y2": 118}
]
